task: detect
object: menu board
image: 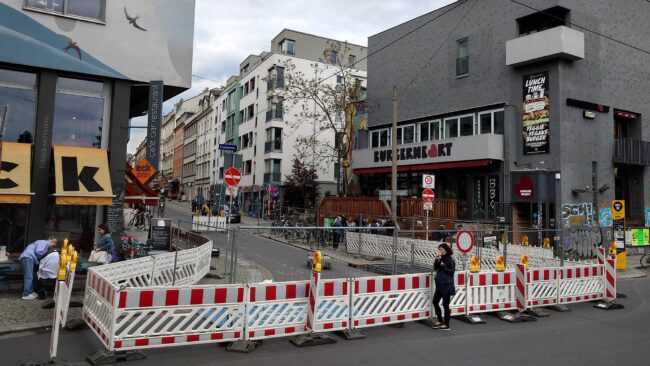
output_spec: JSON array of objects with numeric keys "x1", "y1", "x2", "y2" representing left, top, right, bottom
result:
[
  {"x1": 149, "y1": 218, "x2": 172, "y2": 251},
  {"x1": 106, "y1": 205, "x2": 124, "y2": 234}
]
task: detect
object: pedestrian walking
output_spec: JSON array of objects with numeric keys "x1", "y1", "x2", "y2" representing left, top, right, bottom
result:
[
  {"x1": 433, "y1": 243, "x2": 456, "y2": 331},
  {"x1": 333, "y1": 216, "x2": 343, "y2": 249},
  {"x1": 18, "y1": 237, "x2": 57, "y2": 300}
]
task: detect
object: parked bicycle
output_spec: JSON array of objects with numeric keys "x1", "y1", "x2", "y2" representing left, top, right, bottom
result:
[
  {"x1": 126, "y1": 208, "x2": 150, "y2": 230},
  {"x1": 640, "y1": 249, "x2": 650, "y2": 269}
]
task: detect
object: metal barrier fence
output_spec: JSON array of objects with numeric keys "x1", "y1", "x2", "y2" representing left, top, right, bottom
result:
[{"x1": 82, "y1": 247, "x2": 617, "y2": 354}]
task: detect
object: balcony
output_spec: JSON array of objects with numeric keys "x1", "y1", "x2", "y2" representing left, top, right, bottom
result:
[
  {"x1": 614, "y1": 139, "x2": 650, "y2": 166},
  {"x1": 263, "y1": 172, "x2": 281, "y2": 183},
  {"x1": 267, "y1": 78, "x2": 285, "y2": 91},
  {"x1": 264, "y1": 140, "x2": 282, "y2": 153},
  {"x1": 506, "y1": 26, "x2": 584, "y2": 67},
  {"x1": 265, "y1": 108, "x2": 283, "y2": 122}
]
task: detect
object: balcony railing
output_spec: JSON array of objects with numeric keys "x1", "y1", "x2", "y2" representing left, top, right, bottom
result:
[
  {"x1": 264, "y1": 140, "x2": 282, "y2": 153},
  {"x1": 263, "y1": 172, "x2": 281, "y2": 183},
  {"x1": 267, "y1": 78, "x2": 285, "y2": 91},
  {"x1": 265, "y1": 108, "x2": 283, "y2": 122},
  {"x1": 614, "y1": 139, "x2": 650, "y2": 166}
]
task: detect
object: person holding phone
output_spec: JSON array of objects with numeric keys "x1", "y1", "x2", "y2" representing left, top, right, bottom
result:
[{"x1": 433, "y1": 243, "x2": 456, "y2": 331}]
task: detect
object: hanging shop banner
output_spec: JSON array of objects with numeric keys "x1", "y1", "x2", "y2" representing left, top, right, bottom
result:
[
  {"x1": 147, "y1": 80, "x2": 163, "y2": 171},
  {"x1": 0, "y1": 142, "x2": 33, "y2": 204},
  {"x1": 53, "y1": 145, "x2": 113, "y2": 205},
  {"x1": 523, "y1": 71, "x2": 550, "y2": 155}
]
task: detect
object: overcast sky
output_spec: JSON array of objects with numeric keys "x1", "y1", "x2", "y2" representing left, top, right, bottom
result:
[{"x1": 127, "y1": 0, "x2": 456, "y2": 154}]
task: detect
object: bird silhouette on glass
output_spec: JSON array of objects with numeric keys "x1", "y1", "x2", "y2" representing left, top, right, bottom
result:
[
  {"x1": 60, "y1": 34, "x2": 82, "y2": 59},
  {"x1": 124, "y1": 6, "x2": 147, "y2": 31}
]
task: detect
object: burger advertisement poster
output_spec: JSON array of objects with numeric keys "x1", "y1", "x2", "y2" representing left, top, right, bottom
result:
[{"x1": 522, "y1": 71, "x2": 550, "y2": 155}]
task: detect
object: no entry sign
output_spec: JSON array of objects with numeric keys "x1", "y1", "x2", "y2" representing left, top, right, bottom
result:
[
  {"x1": 224, "y1": 167, "x2": 241, "y2": 186},
  {"x1": 422, "y1": 174, "x2": 435, "y2": 189},
  {"x1": 422, "y1": 188, "x2": 435, "y2": 202},
  {"x1": 456, "y1": 231, "x2": 474, "y2": 254}
]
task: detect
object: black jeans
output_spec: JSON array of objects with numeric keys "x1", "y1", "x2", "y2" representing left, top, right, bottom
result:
[{"x1": 432, "y1": 288, "x2": 451, "y2": 326}]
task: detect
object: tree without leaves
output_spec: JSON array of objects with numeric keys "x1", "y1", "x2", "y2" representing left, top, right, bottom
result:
[
  {"x1": 278, "y1": 40, "x2": 366, "y2": 196},
  {"x1": 284, "y1": 156, "x2": 320, "y2": 209}
]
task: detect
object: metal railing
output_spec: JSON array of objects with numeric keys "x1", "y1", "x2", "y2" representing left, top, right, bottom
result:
[
  {"x1": 265, "y1": 107, "x2": 283, "y2": 122},
  {"x1": 264, "y1": 140, "x2": 282, "y2": 153},
  {"x1": 263, "y1": 172, "x2": 281, "y2": 183},
  {"x1": 614, "y1": 138, "x2": 650, "y2": 165}
]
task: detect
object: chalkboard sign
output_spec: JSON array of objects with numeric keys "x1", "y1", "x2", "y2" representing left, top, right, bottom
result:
[
  {"x1": 149, "y1": 218, "x2": 172, "y2": 251},
  {"x1": 106, "y1": 204, "x2": 124, "y2": 234}
]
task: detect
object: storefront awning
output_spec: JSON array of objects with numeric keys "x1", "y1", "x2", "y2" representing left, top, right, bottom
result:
[
  {"x1": 0, "y1": 142, "x2": 34, "y2": 204},
  {"x1": 53, "y1": 145, "x2": 113, "y2": 205},
  {"x1": 353, "y1": 160, "x2": 490, "y2": 175}
]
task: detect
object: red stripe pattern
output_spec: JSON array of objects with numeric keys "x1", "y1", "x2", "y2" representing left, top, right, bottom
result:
[
  {"x1": 117, "y1": 285, "x2": 245, "y2": 309},
  {"x1": 113, "y1": 331, "x2": 242, "y2": 350},
  {"x1": 87, "y1": 270, "x2": 117, "y2": 305}
]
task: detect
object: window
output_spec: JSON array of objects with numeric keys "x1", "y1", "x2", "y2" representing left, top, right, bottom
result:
[
  {"x1": 494, "y1": 110, "x2": 504, "y2": 135},
  {"x1": 244, "y1": 160, "x2": 252, "y2": 175},
  {"x1": 250, "y1": 77, "x2": 255, "y2": 91},
  {"x1": 246, "y1": 104, "x2": 254, "y2": 120},
  {"x1": 348, "y1": 55, "x2": 356, "y2": 66},
  {"x1": 419, "y1": 122, "x2": 429, "y2": 142},
  {"x1": 403, "y1": 125, "x2": 415, "y2": 144},
  {"x1": 456, "y1": 38, "x2": 469, "y2": 76},
  {"x1": 459, "y1": 115, "x2": 473, "y2": 137},
  {"x1": 267, "y1": 67, "x2": 285, "y2": 90},
  {"x1": 329, "y1": 51, "x2": 338, "y2": 65},
  {"x1": 280, "y1": 39, "x2": 295, "y2": 55},
  {"x1": 371, "y1": 131, "x2": 379, "y2": 148},
  {"x1": 244, "y1": 82, "x2": 249, "y2": 95},
  {"x1": 0, "y1": 69, "x2": 37, "y2": 143},
  {"x1": 379, "y1": 129, "x2": 390, "y2": 147},
  {"x1": 443, "y1": 118, "x2": 458, "y2": 139},
  {"x1": 517, "y1": 6, "x2": 568, "y2": 35},
  {"x1": 336, "y1": 75, "x2": 343, "y2": 84},
  {"x1": 478, "y1": 112, "x2": 492, "y2": 134},
  {"x1": 396, "y1": 127, "x2": 402, "y2": 145},
  {"x1": 24, "y1": 0, "x2": 105, "y2": 21},
  {"x1": 52, "y1": 77, "x2": 105, "y2": 148},
  {"x1": 430, "y1": 120, "x2": 441, "y2": 140}
]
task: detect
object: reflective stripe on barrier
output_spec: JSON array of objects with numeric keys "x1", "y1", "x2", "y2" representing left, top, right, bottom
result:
[
  {"x1": 117, "y1": 286, "x2": 244, "y2": 309},
  {"x1": 466, "y1": 271, "x2": 515, "y2": 313},
  {"x1": 449, "y1": 272, "x2": 467, "y2": 316},
  {"x1": 351, "y1": 274, "x2": 430, "y2": 329},
  {"x1": 247, "y1": 281, "x2": 310, "y2": 340},
  {"x1": 605, "y1": 256, "x2": 616, "y2": 301}
]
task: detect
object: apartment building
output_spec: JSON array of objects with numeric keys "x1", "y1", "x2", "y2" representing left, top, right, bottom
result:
[{"x1": 211, "y1": 29, "x2": 367, "y2": 215}]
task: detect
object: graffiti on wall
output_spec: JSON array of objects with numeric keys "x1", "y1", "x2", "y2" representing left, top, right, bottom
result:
[
  {"x1": 561, "y1": 202, "x2": 593, "y2": 227},
  {"x1": 565, "y1": 227, "x2": 602, "y2": 258},
  {"x1": 599, "y1": 208, "x2": 613, "y2": 228}
]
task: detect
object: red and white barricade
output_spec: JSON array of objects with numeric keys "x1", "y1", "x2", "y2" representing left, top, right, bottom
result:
[
  {"x1": 83, "y1": 270, "x2": 118, "y2": 350},
  {"x1": 557, "y1": 264, "x2": 604, "y2": 305},
  {"x1": 449, "y1": 272, "x2": 467, "y2": 316},
  {"x1": 111, "y1": 284, "x2": 245, "y2": 351},
  {"x1": 466, "y1": 271, "x2": 516, "y2": 314},
  {"x1": 312, "y1": 278, "x2": 349, "y2": 332},
  {"x1": 351, "y1": 274, "x2": 430, "y2": 329},
  {"x1": 246, "y1": 281, "x2": 310, "y2": 340},
  {"x1": 526, "y1": 267, "x2": 559, "y2": 308}
]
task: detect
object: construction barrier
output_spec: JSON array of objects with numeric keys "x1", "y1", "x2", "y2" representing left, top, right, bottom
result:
[
  {"x1": 50, "y1": 241, "x2": 79, "y2": 361},
  {"x1": 83, "y1": 245, "x2": 618, "y2": 355},
  {"x1": 346, "y1": 232, "x2": 560, "y2": 270},
  {"x1": 192, "y1": 216, "x2": 227, "y2": 231}
]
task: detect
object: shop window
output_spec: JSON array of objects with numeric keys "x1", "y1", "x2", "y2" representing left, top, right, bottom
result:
[
  {"x1": 52, "y1": 77, "x2": 105, "y2": 148},
  {"x1": 459, "y1": 115, "x2": 473, "y2": 137},
  {"x1": 24, "y1": 0, "x2": 105, "y2": 22},
  {"x1": 0, "y1": 69, "x2": 37, "y2": 143}
]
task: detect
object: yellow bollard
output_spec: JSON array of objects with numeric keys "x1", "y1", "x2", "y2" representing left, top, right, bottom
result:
[
  {"x1": 312, "y1": 250, "x2": 322, "y2": 273},
  {"x1": 543, "y1": 238, "x2": 551, "y2": 249},
  {"x1": 521, "y1": 255, "x2": 529, "y2": 270},
  {"x1": 616, "y1": 250, "x2": 627, "y2": 271},
  {"x1": 496, "y1": 255, "x2": 505, "y2": 272},
  {"x1": 521, "y1": 235, "x2": 529, "y2": 247},
  {"x1": 470, "y1": 255, "x2": 480, "y2": 273}
]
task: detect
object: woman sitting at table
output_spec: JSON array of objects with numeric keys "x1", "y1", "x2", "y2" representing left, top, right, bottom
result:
[{"x1": 18, "y1": 237, "x2": 57, "y2": 300}]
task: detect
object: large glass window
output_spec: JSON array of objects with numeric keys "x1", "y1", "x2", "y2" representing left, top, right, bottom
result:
[
  {"x1": 379, "y1": 129, "x2": 389, "y2": 147},
  {"x1": 371, "y1": 131, "x2": 379, "y2": 148},
  {"x1": 456, "y1": 38, "x2": 469, "y2": 76},
  {"x1": 419, "y1": 122, "x2": 429, "y2": 142},
  {"x1": 443, "y1": 118, "x2": 458, "y2": 139},
  {"x1": 24, "y1": 0, "x2": 105, "y2": 21},
  {"x1": 280, "y1": 39, "x2": 295, "y2": 56},
  {"x1": 403, "y1": 125, "x2": 415, "y2": 144},
  {"x1": 479, "y1": 112, "x2": 492, "y2": 134},
  {"x1": 52, "y1": 77, "x2": 105, "y2": 148},
  {"x1": 431, "y1": 120, "x2": 441, "y2": 140},
  {"x1": 494, "y1": 110, "x2": 505, "y2": 135},
  {"x1": 0, "y1": 69, "x2": 37, "y2": 143},
  {"x1": 459, "y1": 115, "x2": 474, "y2": 136}
]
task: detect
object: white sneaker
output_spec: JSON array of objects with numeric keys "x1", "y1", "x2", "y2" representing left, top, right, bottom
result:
[{"x1": 22, "y1": 293, "x2": 38, "y2": 300}]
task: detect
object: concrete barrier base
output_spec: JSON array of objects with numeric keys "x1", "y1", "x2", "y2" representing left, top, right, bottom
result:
[
  {"x1": 86, "y1": 350, "x2": 146, "y2": 365},
  {"x1": 594, "y1": 300, "x2": 624, "y2": 310},
  {"x1": 549, "y1": 304, "x2": 571, "y2": 312},
  {"x1": 338, "y1": 328, "x2": 366, "y2": 340},
  {"x1": 525, "y1": 307, "x2": 550, "y2": 317},
  {"x1": 456, "y1": 315, "x2": 487, "y2": 324},
  {"x1": 226, "y1": 340, "x2": 260, "y2": 353},
  {"x1": 495, "y1": 311, "x2": 537, "y2": 323},
  {"x1": 290, "y1": 333, "x2": 337, "y2": 347}
]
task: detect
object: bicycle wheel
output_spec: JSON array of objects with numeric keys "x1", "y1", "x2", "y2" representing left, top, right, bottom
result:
[{"x1": 641, "y1": 254, "x2": 649, "y2": 269}]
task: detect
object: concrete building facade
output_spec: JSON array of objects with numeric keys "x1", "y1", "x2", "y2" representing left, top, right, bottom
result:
[{"x1": 354, "y1": 0, "x2": 650, "y2": 242}]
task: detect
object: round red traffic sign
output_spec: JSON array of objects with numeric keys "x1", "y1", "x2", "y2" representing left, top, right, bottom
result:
[
  {"x1": 224, "y1": 167, "x2": 241, "y2": 186},
  {"x1": 422, "y1": 188, "x2": 435, "y2": 202},
  {"x1": 455, "y1": 231, "x2": 474, "y2": 254}
]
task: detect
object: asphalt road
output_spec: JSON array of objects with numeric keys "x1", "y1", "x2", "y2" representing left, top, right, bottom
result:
[
  {"x1": 163, "y1": 202, "x2": 370, "y2": 281},
  {"x1": 2, "y1": 276, "x2": 647, "y2": 366}
]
